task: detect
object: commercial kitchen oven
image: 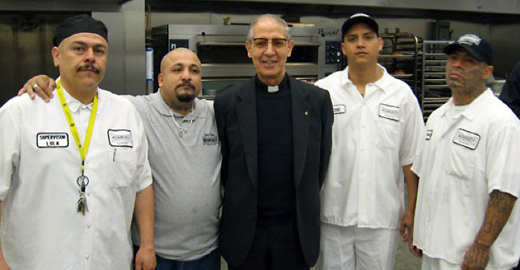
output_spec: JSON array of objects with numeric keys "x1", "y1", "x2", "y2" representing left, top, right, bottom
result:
[{"x1": 152, "y1": 24, "x2": 343, "y2": 98}]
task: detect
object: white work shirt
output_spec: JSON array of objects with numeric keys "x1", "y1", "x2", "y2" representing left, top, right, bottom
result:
[
  {"x1": 127, "y1": 93, "x2": 221, "y2": 261},
  {"x1": 412, "y1": 89, "x2": 520, "y2": 268},
  {"x1": 0, "y1": 87, "x2": 152, "y2": 270},
  {"x1": 316, "y1": 65, "x2": 424, "y2": 229}
]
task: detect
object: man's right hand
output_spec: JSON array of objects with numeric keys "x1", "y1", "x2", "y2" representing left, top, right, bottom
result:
[
  {"x1": 18, "y1": 75, "x2": 56, "y2": 102},
  {"x1": 409, "y1": 244, "x2": 422, "y2": 258}
]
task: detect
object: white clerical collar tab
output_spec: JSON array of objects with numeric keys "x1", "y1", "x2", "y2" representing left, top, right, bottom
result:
[{"x1": 267, "y1": 85, "x2": 279, "y2": 93}]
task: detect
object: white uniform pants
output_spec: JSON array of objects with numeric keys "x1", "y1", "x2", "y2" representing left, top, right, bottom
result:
[
  {"x1": 421, "y1": 255, "x2": 459, "y2": 270},
  {"x1": 421, "y1": 254, "x2": 512, "y2": 270},
  {"x1": 315, "y1": 223, "x2": 399, "y2": 270}
]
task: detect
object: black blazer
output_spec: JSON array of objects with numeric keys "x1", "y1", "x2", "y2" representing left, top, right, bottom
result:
[{"x1": 214, "y1": 75, "x2": 333, "y2": 267}]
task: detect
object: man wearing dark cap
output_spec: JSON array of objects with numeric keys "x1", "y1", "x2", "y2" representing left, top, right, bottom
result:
[
  {"x1": 411, "y1": 34, "x2": 520, "y2": 269},
  {"x1": 0, "y1": 15, "x2": 156, "y2": 269},
  {"x1": 314, "y1": 13, "x2": 424, "y2": 270}
]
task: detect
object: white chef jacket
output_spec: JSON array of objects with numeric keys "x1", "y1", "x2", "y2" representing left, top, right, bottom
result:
[
  {"x1": 0, "y1": 87, "x2": 152, "y2": 270},
  {"x1": 316, "y1": 65, "x2": 425, "y2": 229},
  {"x1": 412, "y1": 89, "x2": 520, "y2": 268}
]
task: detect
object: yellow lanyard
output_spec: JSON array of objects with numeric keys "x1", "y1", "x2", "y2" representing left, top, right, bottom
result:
[{"x1": 56, "y1": 80, "x2": 99, "y2": 175}]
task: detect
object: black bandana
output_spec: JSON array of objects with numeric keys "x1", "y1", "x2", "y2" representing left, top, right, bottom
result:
[{"x1": 52, "y1": 14, "x2": 108, "y2": 46}]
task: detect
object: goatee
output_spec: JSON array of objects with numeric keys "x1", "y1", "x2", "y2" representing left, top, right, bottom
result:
[{"x1": 177, "y1": 94, "x2": 195, "y2": 102}]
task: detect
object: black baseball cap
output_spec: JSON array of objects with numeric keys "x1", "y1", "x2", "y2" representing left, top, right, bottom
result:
[
  {"x1": 341, "y1": 13, "x2": 379, "y2": 38},
  {"x1": 443, "y1": 34, "x2": 493, "y2": 65},
  {"x1": 53, "y1": 14, "x2": 108, "y2": 46}
]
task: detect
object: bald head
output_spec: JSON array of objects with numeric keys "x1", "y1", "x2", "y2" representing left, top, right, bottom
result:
[
  {"x1": 158, "y1": 48, "x2": 202, "y2": 112},
  {"x1": 160, "y1": 48, "x2": 201, "y2": 74}
]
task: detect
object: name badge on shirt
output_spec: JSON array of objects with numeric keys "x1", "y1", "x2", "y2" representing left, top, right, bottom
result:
[
  {"x1": 379, "y1": 104, "x2": 400, "y2": 122},
  {"x1": 108, "y1": 129, "x2": 133, "y2": 148},
  {"x1": 333, "y1": 104, "x2": 346, "y2": 114},
  {"x1": 37, "y1": 132, "x2": 69, "y2": 148},
  {"x1": 203, "y1": 133, "x2": 218, "y2": 145},
  {"x1": 426, "y1": 130, "x2": 433, "y2": 140},
  {"x1": 453, "y1": 128, "x2": 480, "y2": 150}
]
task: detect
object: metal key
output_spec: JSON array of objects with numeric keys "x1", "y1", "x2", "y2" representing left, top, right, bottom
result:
[{"x1": 77, "y1": 191, "x2": 89, "y2": 215}]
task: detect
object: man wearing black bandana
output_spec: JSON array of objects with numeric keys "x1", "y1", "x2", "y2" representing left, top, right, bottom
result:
[
  {"x1": 214, "y1": 14, "x2": 333, "y2": 270},
  {"x1": 19, "y1": 40, "x2": 222, "y2": 270},
  {"x1": 0, "y1": 15, "x2": 155, "y2": 269}
]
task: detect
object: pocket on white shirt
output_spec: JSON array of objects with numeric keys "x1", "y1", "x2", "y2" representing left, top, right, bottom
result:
[
  {"x1": 447, "y1": 145, "x2": 476, "y2": 180},
  {"x1": 106, "y1": 148, "x2": 136, "y2": 188},
  {"x1": 376, "y1": 118, "x2": 400, "y2": 149}
]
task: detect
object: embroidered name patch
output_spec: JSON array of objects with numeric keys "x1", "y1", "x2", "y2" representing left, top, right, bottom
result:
[
  {"x1": 333, "y1": 104, "x2": 346, "y2": 114},
  {"x1": 379, "y1": 104, "x2": 400, "y2": 122},
  {"x1": 37, "y1": 133, "x2": 69, "y2": 148},
  {"x1": 453, "y1": 128, "x2": 480, "y2": 150},
  {"x1": 203, "y1": 133, "x2": 218, "y2": 145},
  {"x1": 426, "y1": 130, "x2": 433, "y2": 140},
  {"x1": 108, "y1": 129, "x2": 133, "y2": 148}
]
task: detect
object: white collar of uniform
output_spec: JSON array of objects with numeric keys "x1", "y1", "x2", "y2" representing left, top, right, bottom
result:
[
  {"x1": 59, "y1": 83, "x2": 98, "y2": 113},
  {"x1": 341, "y1": 64, "x2": 388, "y2": 93},
  {"x1": 372, "y1": 64, "x2": 391, "y2": 92},
  {"x1": 439, "y1": 88, "x2": 494, "y2": 121},
  {"x1": 152, "y1": 91, "x2": 206, "y2": 120}
]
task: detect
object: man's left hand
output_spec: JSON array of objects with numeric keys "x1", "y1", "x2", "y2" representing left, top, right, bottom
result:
[
  {"x1": 461, "y1": 242, "x2": 490, "y2": 270},
  {"x1": 134, "y1": 246, "x2": 156, "y2": 270},
  {"x1": 400, "y1": 210, "x2": 414, "y2": 243},
  {"x1": 400, "y1": 210, "x2": 422, "y2": 257}
]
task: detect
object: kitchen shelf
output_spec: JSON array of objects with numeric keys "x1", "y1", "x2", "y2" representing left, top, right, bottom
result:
[
  {"x1": 421, "y1": 40, "x2": 454, "y2": 120},
  {"x1": 378, "y1": 32, "x2": 423, "y2": 97}
]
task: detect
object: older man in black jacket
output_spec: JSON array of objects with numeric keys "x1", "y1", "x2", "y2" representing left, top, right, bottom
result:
[{"x1": 214, "y1": 14, "x2": 333, "y2": 270}]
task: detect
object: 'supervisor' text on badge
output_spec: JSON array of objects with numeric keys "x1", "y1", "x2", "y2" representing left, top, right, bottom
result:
[{"x1": 37, "y1": 133, "x2": 69, "y2": 148}]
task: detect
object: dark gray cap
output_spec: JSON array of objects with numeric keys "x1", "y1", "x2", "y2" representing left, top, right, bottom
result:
[{"x1": 443, "y1": 34, "x2": 493, "y2": 65}]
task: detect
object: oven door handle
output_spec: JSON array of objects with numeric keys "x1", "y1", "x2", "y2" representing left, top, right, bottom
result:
[
  {"x1": 197, "y1": 42, "x2": 244, "y2": 46},
  {"x1": 197, "y1": 41, "x2": 321, "y2": 46},
  {"x1": 293, "y1": 42, "x2": 320, "y2": 46}
]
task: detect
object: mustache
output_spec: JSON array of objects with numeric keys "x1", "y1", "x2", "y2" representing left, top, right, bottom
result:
[
  {"x1": 77, "y1": 64, "x2": 100, "y2": 74},
  {"x1": 449, "y1": 66, "x2": 463, "y2": 72},
  {"x1": 175, "y1": 81, "x2": 196, "y2": 91}
]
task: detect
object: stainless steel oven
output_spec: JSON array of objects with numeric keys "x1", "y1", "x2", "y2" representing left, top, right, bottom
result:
[{"x1": 152, "y1": 24, "x2": 342, "y2": 98}]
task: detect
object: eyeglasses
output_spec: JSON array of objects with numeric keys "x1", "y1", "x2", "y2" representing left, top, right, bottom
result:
[{"x1": 251, "y1": 38, "x2": 288, "y2": 49}]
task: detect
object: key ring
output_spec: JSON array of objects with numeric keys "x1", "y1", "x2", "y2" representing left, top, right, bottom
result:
[{"x1": 76, "y1": 175, "x2": 90, "y2": 187}]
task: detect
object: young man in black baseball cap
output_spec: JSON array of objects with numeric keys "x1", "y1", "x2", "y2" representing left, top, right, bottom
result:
[{"x1": 314, "y1": 13, "x2": 425, "y2": 270}]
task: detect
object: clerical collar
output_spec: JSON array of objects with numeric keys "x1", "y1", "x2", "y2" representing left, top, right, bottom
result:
[{"x1": 255, "y1": 74, "x2": 289, "y2": 93}]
